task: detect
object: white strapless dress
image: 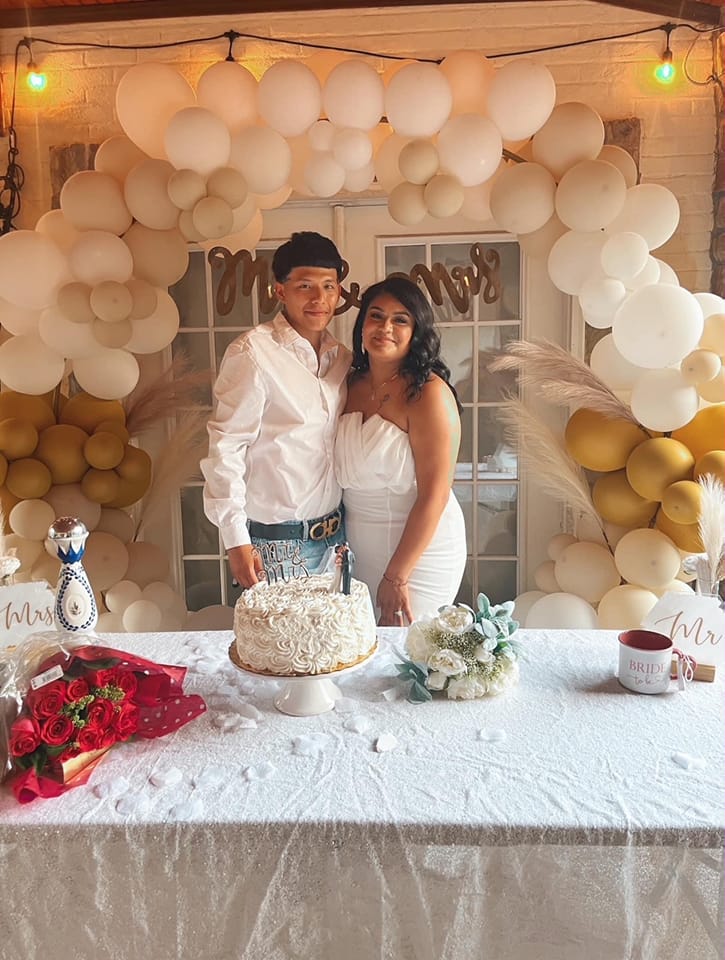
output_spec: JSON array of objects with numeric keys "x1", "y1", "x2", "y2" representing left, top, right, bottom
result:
[{"x1": 334, "y1": 411, "x2": 467, "y2": 620}]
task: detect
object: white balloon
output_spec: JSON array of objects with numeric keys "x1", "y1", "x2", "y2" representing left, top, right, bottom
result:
[
  {"x1": 555, "y1": 159, "x2": 627, "y2": 232},
  {"x1": 257, "y1": 61, "x2": 321, "y2": 137},
  {"x1": 142, "y1": 580, "x2": 178, "y2": 611},
  {"x1": 578, "y1": 276, "x2": 627, "y2": 329},
  {"x1": 94, "y1": 135, "x2": 148, "y2": 184},
  {"x1": 343, "y1": 162, "x2": 375, "y2": 193},
  {"x1": 115, "y1": 63, "x2": 195, "y2": 160},
  {"x1": 125, "y1": 288, "x2": 180, "y2": 354},
  {"x1": 0, "y1": 230, "x2": 69, "y2": 310},
  {"x1": 39, "y1": 305, "x2": 99, "y2": 358},
  {"x1": 511, "y1": 591, "x2": 545, "y2": 627},
  {"x1": 332, "y1": 128, "x2": 373, "y2": 171},
  {"x1": 164, "y1": 106, "x2": 231, "y2": 176},
  {"x1": 105, "y1": 579, "x2": 143, "y2": 613},
  {"x1": 254, "y1": 184, "x2": 293, "y2": 209},
  {"x1": 547, "y1": 230, "x2": 607, "y2": 296},
  {"x1": 0, "y1": 298, "x2": 41, "y2": 336},
  {"x1": 68, "y1": 230, "x2": 134, "y2": 286},
  {"x1": 612, "y1": 284, "x2": 704, "y2": 368},
  {"x1": 596, "y1": 144, "x2": 638, "y2": 188},
  {"x1": 388, "y1": 181, "x2": 427, "y2": 226},
  {"x1": 384, "y1": 63, "x2": 452, "y2": 138},
  {"x1": 437, "y1": 114, "x2": 502, "y2": 187},
  {"x1": 439, "y1": 50, "x2": 495, "y2": 116},
  {"x1": 73, "y1": 349, "x2": 140, "y2": 400},
  {"x1": 9, "y1": 499, "x2": 56, "y2": 541},
  {"x1": 373, "y1": 133, "x2": 410, "y2": 193},
  {"x1": 122, "y1": 599, "x2": 163, "y2": 632},
  {"x1": 600, "y1": 232, "x2": 649, "y2": 282},
  {"x1": 167, "y1": 169, "x2": 207, "y2": 210},
  {"x1": 517, "y1": 214, "x2": 567, "y2": 260},
  {"x1": 323, "y1": 60, "x2": 384, "y2": 130},
  {"x1": 34, "y1": 209, "x2": 81, "y2": 254},
  {"x1": 629, "y1": 368, "x2": 700, "y2": 432},
  {"x1": 605, "y1": 183, "x2": 680, "y2": 251},
  {"x1": 625, "y1": 256, "x2": 661, "y2": 291},
  {"x1": 0, "y1": 335, "x2": 65, "y2": 394},
  {"x1": 308, "y1": 119, "x2": 335, "y2": 152},
  {"x1": 96, "y1": 507, "x2": 135, "y2": 543},
  {"x1": 304, "y1": 153, "x2": 346, "y2": 198},
  {"x1": 124, "y1": 159, "x2": 179, "y2": 231},
  {"x1": 82, "y1": 531, "x2": 130, "y2": 592},
  {"x1": 534, "y1": 560, "x2": 560, "y2": 593},
  {"x1": 526, "y1": 592, "x2": 599, "y2": 629},
  {"x1": 460, "y1": 179, "x2": 495, "y2": 223},
  {"x1": 490, "y1": 162, "x2": 556, "y2": 235},
  {"x1": 60, "y1": 171, "x2": 133, "y2": 236},
  {"x1": 547, "y1": 533, "x2": 578, "y2": 561},
  {"x1": 196, "y1": 61, "x2": 257, "y2": 135},
  {"x1": 97, "y1": 612, "x2": 125, "y2": 632},
  {"x1": 693, "y1": 292, "x2": 725, "y2": 321},
  {"x1": 229, "y1": 126, "x2": 292, "y2": 196},
  {"x1": 532, "y1": 102, "x2": 605, "y2": 179},
  {"x1": 589, "y1": 334, "x2": 645, "y2": 390},
  {"x1": 485, "y1": 59, "x2": 556, "y2": 142},
  {"x1": 44, "y1": 484, "x2": 101, "y2": 533}
]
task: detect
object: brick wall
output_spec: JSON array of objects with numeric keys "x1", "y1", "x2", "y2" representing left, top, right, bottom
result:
[{"x1": 0, "y1": 0, "x2": 718, "y2": 292}]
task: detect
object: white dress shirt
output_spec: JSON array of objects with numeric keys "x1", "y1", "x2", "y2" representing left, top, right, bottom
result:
[{"x1": 201, "y1": 313, "x2": 351, "y2": 550}]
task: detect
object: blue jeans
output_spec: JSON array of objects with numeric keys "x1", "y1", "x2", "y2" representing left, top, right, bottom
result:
[{"x1": 251, "y1": 520, "x2": 347, "y2": 583}]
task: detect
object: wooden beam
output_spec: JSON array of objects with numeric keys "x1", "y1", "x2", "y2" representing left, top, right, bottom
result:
[{"x1": 594, "y1": 0, "x2": 722, "y2": 27}]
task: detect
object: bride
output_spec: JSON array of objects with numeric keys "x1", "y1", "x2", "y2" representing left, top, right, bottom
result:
[{"x1": 334, "y1": 276, "x2": 467, "y2": 625}]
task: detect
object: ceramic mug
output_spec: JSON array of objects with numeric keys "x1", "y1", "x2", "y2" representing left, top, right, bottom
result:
[{"x1": 617, "y1": 629, "x2": 693, "y2": 695}]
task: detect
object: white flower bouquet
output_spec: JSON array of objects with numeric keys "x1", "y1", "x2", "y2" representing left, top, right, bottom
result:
[{"x1": 396, "y1": 594, "x2": 521, "y2": 702}]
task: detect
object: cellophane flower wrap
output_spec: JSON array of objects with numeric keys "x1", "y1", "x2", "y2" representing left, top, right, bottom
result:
[
  {"x1": 396, "y1": 594, "x2": 522, "y2": 702},
  {"x1": 0, "y1": 631, "x2": 206, "y2": 804}
]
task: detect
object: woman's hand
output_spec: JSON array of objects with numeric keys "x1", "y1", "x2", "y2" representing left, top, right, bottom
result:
[{"x1": 376, "y1": 575, "x2": 413, "y2": 626}]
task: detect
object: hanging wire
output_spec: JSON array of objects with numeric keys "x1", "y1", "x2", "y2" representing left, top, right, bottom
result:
[{"x1": 0, "y1": 40, "x2": 28, "y2": 234}]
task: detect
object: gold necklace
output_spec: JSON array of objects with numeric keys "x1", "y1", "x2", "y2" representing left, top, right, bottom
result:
[{"x1": 370, "y1": 371, "x2": 400, "y2": 410}]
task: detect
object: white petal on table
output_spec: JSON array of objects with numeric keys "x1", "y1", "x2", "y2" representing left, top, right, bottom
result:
[
  {"x1": 93, "y1": 776, "x2": 130, "y2": 799},
  {"x1": 344, "y1": 714, "x2": 371, "y2": 734},
  {"x1": 193, "y1": 766, "x2": 228, "y2": 789},
  {"x1": 375, "y1": 733, "x2": 399, "y2": 753},
  {"x1": 292, "y1": 733, "x2": 331, "y2": 757},
  {"x1": 381, "y1": 687, "x2": 404, "y2": 702},
  {"x1": 116, "y1": 794, "x2": 152, "y2": 817},
  {"x1": 671, "y1": 752, "x2": 706, "y2": 771},
  {"x1": 243, "y1": 762, "x2": 276, "y2": 781},
  {"x1": 333, "y1": 696, "x2": 358, "y2": 714},
  {"x1": 149, "y1": 767, "x2": 183, "y2": 787},
  {"x1": 478, "y1": 729, "x2": 507, "y2": 743},
  {"x1": 212, "y1": 713, "x2": 256, "y2": 732},
  {"x1": 237, "y1": 702, "x2": 262, "y2": 721},
  {"x1": 169, "y1": 795, "x2": 205, "y2": 819}
]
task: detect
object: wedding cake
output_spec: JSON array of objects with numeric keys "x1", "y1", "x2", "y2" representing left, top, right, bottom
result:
[{"x1": 233, "y1": 574, "x2": 377, "y2": 676}]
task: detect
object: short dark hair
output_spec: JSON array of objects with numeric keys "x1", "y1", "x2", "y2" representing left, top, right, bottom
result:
[
  {"x1": 351, "y1": 275, "x2": 462, "y2": 413},
  {"x1": 272, "y1": 231, "x2": 345, "y2": 282}
]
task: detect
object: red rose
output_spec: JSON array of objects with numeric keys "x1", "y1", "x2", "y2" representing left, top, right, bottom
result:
[
  {"x1": 10, "y1": 715, "x2": 41, "y2": 757},
  {"x1": 27, "y1": 681, "x2": 69, "y2": 719},
  {"x1": 77, "y1": 723, "x2": 104, "y2": 752},
  {"x1": 86, "y1": 698, "x2": 115, "y2": 728},
  {"x1": 40, "y1": 714, "x2": 75, "y2": 747},
  {"x1": 113, "y1": 670, "x2": 138, "y2": 698},
  {"x1": 66, "y1": 678, "x2": 90, "y2": 701},
  {"x1": 59, "y1": 743, "x2": 82, "y2": 762},
  {"x1": 90, "y1": 668, "x2": 117, "y2": 689},
  {"x1": 100, "y1": 727, "x2": 118, "y2": 749},
  {"x1": 114, "y1": 702, "x2": 140, "y2": 740}
]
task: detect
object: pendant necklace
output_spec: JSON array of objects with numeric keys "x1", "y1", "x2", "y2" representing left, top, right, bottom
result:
[{"x1": 370, "y1": 371, "x2": 400, "y2": 412}]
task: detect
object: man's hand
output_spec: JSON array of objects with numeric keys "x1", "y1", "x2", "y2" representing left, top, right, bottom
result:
[{"x1": 228, "y1": 545, "x2": 265, "y2": 589}]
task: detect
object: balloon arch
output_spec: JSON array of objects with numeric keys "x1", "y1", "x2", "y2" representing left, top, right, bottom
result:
[{"x1": 0, "y1": 52, "x2": 722, "y2": 629}]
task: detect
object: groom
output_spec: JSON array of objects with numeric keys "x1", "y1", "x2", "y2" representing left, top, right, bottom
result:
[{"x1": 201, "y1": 231, "x2": 351, "y2": 588}]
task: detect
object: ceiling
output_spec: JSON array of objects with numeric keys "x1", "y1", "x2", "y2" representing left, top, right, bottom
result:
[{"x1": 0, "y1": 0, "x2": 721, "y2": 29}]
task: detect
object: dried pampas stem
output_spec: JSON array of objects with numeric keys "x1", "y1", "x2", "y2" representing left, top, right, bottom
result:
[
  {"x1": 498, "y1": 397, "x2": 607, "y2": 545},
  {"x1": 124, "y1": 354, "x2": 211, "y2": 438},
  {"x1": 134, "y1": 409, "x2": 210, "y2": 539},
  {"x1": 488, "y1": 339, "x2": 643, "y2": 428},
  {"x1": 697, "y1": 475, "x2": 725, "y2": 586}
]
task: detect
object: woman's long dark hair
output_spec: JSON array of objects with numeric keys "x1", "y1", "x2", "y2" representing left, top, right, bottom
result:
[{"x1": 350, "y1": 276, "x2": 462, "y2": 413}]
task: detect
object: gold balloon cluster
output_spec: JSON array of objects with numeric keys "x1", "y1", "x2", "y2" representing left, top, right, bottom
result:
[
  {"x1": 0, "y1": 390, "x2": 152, "y2": 515},
  {"x1": 565, "y1": 403, "x2": 725, "y2": 553}
]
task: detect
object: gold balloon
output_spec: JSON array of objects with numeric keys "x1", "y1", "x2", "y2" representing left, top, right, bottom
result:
[
  {"x1": 5, "y1": 458, "x2": 53, "y2": 499},
  {"x1": 0, "y1": 485, "x2": 19, "y2": 515},
  {"x1": 0, "y1": 392, "x2": 55, "y2": 431},
  {"x1": 94, "y1": 419, "x2": 131, "y2": 444},
  {"x1": 0, "y1": 418, "x2": 39, "y2": 460},
  {"x1": 105, "y1": 472, "x2": 151, "y2": 509},
  {"x1": 116, "y1": 445, "x2": 152, "y2": 484},
  {"x1": 592, "y1": 470, "x2": 658, "y2": 527},
  {"x1": 672, "y1": 403, "x2": 725, "y2": 461},
  {"x1": 59, "y1": 392, "x2": 126, "y2": 434},
  {"x1": 84, "y1": 431, "x2": 125, "y2": 470},
  {"x1": 81, "y1": 468, "x2": 121, "y2": 505},
  {"x1": 625, "y1": 437, "x2": 694, "y2": 501},
  {"x1": 35, "y1": 424, "x2": 90, "y2": 484},
  {"x1": 661, "y1": 480, "x2": 701, "y2": 525},
  {"x1": 0, "y1": 453, "x2": 7, "y2": 486},
  {"x1": 655, "y1": 508, "x2": 704, "y2": 553},
  {"x1": 693, "y1": 449, "x2": 725, "y2": 483},
  {"x1": 564, "y1": 408, "x2": 648, "y2": 472}
]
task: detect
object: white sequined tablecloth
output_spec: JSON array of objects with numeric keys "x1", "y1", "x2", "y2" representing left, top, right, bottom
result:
[{"x1": 0, "y1": 627, "x2": 722, "y2": 960}]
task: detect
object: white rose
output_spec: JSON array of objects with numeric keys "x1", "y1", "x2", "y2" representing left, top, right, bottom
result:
[
  {"x1": 426, "y1": 671, "x2": 448, "y2": 691},
  {"x1": 487, "y1": 659, "x2": 519, "y2": 695},
  {"x1": 447, "y1": 675, "x2": 489, "y2": 700},
  {"x1": 405, "y1": 621, "x2": 437, "y2": 662},
  {"x1": 428, "y1": 648, "x2": 467, "y2": 677},
  {"x1": 473, "y1": 644, "x2": 495, "y2": 664},
  {"x1": 434, "y1": 605, "x2": 474, "y2": 635}
]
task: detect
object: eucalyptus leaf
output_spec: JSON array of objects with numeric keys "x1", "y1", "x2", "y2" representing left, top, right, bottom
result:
[{"x1": 408, "y1": 680, "x2": 433, "y2": 704}]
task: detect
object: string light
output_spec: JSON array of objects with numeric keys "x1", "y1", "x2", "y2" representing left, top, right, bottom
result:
[
  {"x1": 19, "y1": 39, "x2": 47, "y2": 92},
  {"x1": 654, "y1": 23, "x2": 676, "y2": 85}
]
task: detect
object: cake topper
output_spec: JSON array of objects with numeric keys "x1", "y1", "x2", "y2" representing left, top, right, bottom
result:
[
  {"x1": 330, "y1": 542, "x2": 355, "y2": 595},
  {"x1": 48, "y1": 516, "x2": 98, "y2": 633}
]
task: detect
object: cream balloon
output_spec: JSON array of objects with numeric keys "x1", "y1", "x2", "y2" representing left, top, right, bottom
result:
[
  {"x1": 93, "y1": 318, "x2": 132, "y2": 349},
  {"x1": 44, "y1": 484, "x2": 101, "y2": 532},
  {"x1": 547, "y1": 533, "x2": 578, "y2": 561},
  {"x1": 680, "y1": 349, "x2": 721, "y2": 385},
  {"x1": 205, "y1": 208, "x2": 263, "y2": 256},
  {"x1": 124, "y1": 159, "x2": 179, "y2": 231},
  {"x1": 104, "y1": 578, "x2": 143, "y2": 614},
  {"x1": 554, "y1": 541, "x2": 621, "y2": 604},
  {"x1": 73, "y1": 349, "x2": 140, "y2": 400},
  {"x1": 343, "y1": 163, "x2": 375, "y2": 193},
  {"x1": 387, "y1": 181, "x2": 427, "y2": 226},
  {"x1": 323, "y1": 59, "x2": 385, "y2": 130},
  {"x1": 57, "y1": 282, "x2": 95, "y2": 324},
  {"x1": 115, "y1": 62, "x2": 195, "y2": 160},
  {"x1": 142, "y1": 580, "x2": 178, "y2": 611},
  {"x1": 229, "y1": 126, "x2": 292, "y2": 196},
  {"x1": 597, "y1": 584, "x2": 659, "y2": 629},
  {"x1": 439, "y1": 50, "x2": 495, "y2": 116},
  {"x1": 167, "y1": 169, "x2": 207, "y2": 210},
  {"x1": 68, "y1": 230, "x2": 134, "y2": 286},
  {"x1": 698, "y1": 367, "x2": 725, "y2": 403},
  {"x1": 547, "y1": 230, "x2": 606, "y2": 296},
  {"x1": 612, "y1": 284, "x2": 704, "y2": 369},
  {"x1": 164, "y1": 106, "x2": 231, "y2": 176},
  {"x1": 192, "y1": 196, "x2": 234, "y2": 239},
  {"x1": 207, "y1": 167, "x2": 248, "y2": 208},
  {"x1": 373, "y1": 133, "x2": 410, "y2": 193},
  {"x1": 485, "y1": 59, "x2": 557, "y2": 142},
  {"x1": 9, "y1": 498, "x2": 56, "y2": 541},
  {"x1": 384, "y1": 63, "x2": 452, "y2": 138},
  {"x1": 96, "y1": 506, "x2": 135, "y2": 543},
  {"x1": 124, "y1": 540, "x2": 170, "y2": 588},
  {"x1": 257, "y1": 60, "x2": 321, "y2": 137},
  {"x1": 512, "y1": 590, "x2": 546, "y2": 626},
  {"x1": 60, "y1": 171, "x2": 132, "y2": 235},
  {"x1": 589, "y1": 334, "x2": 645, "y2": 390},
  {"x1": 517, "y1": 214, "x2": 567, "y2": 260},
  {"x1": 39, "y1": 306, "x2": 99, "y2": 358},
  {"x1": 398, "y1": 140, "x2": 439, "y2": 185},
  {"x1": 332, "y1": 128, "x2": 373, "y2": 172},
  {"x1": 460, "y1": 178, "x2": 495, "y2": 223},
  {"x1": 90, "y1": 281, "x2": 133, "y2": 323},
  {"x1": 605, "y1": 183, "x2": 680, "y2": 251},
  {"x1": 0, "y1": 298, "x2": 41, "y2": 335},
  {"x1": 123, "y1": 224, "x2": 189, "y2": 288},
  {"x1": 614, "y1": 528, "x2": 681, "y2": 590},
  {"x1": 600, "y1": 232, "x2": 649, "y2": 283},
  {"x1": 122, "y1": 598, "x2": 163, "y2": 632},
  {"x1": 83, "y1": 531, "x2": 130, "y2": 592},
  {"x1": 526, "y1": 592, "x2": 598, "y2": 629},
  {"x1": 126, "y1": 278, "x2": 158, "y2": 320},
  {"x1": 532, "y1": 102, "x2": 604, "y2": 179},
  {"x1": 0, "y1": 231, "x2": 69, "y2": 310},
  {"x1": 196, "y1": 61, "x2": 258, "y2": 135},
  {"x1": 596, "y1": 144, "x2": 638, "y2": 188},
  {"x1": 555, "y1": 159, "x2": 627, "y2": 232},
  {"x1": 490, "y1": 162, "x2": 556, "y2": 236},
  {"x1": 94, "y1": 135, "x2": 148, "y2": 184},
  {"x1": 34, "y1": 209, "x2": 80, "y2": 255},
  {"x1": 694, "y1": 292, "x2": 725, "y2": 323},
  {"x1": 437, "y1": 114, "x2": 502, "y2": 187},
  {"x1": 0, "y1": 335, "x2": 65, "y2": 394},
  {"x1": 304, "y1": 153, "x2": 346, "y2": 198},
  {"x1": 578, "y1": 276, "x2": 627, "y2": 329},
  {"x1": 424, "y1": 174, "x2": 464, "y2": 219},
  {"x1": 534, "y1": 559, "x2": 560, "y2": 593},
  {"x1": 630, "y1": 368, "x2": 700, "y2": 433},
  {"x1": 308, "y1": 120, "x2": 335, "y2": 152},
  {"x1": 125, "y1": 288, "x2": 180, "y2": 354}
]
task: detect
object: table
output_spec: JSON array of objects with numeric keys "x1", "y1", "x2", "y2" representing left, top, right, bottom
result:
[{"x1": 0, "y1": 628, "x2": 722, "y2": 960}]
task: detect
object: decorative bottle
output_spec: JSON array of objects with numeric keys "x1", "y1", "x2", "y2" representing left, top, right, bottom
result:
[{"x1": 48, "y1": 517, "x2": 98, "y2": 633}]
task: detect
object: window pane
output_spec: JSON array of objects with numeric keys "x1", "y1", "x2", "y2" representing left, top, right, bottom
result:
[
  {"x1": 184, "y1": 559, "x2": 221, "y2": 611},
  {"x1": 477, "y1": 483, "x2": 517, "y2": 556},
  {"x1": 455, "y1": 407, "x2": 473, "y2": 480},
  {"x1": 172, "y1": 333, "x2": 212, "y2": 406},
  {"x1": 439, "y1": 325, "x2": 474, "y2": 404},
  {"x1": 478, "y1": 407, "x2": 517, "y2": 478},
  {"x1": 384, "y1": 244, "x2": 425, "y2": 276},
  {"x1": 181, "y1": 485, "x2": 219, "y2": 555},
  {"x1": 452, "y1": 482, "x2": 473, "y2": 554},
  {"x1": 479, "y1": 242, "x2": 520, "y2": 323},
  {"x1": 171, "y1": 251, "x2": 208, "y2": 329},
  {"x1": 477, "y1": 560, "x2": 517, "y2": 606},
  {"x1": 478, "y1": 324, "x2": 520, "y2": 402}
]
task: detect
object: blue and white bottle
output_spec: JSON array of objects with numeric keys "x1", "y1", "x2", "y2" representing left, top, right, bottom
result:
[{"x1": 48, "y1": 517, "x2": 98, "y2": 633}]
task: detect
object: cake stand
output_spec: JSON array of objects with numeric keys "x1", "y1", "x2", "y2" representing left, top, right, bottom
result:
[{"x1": 228, "y1": 643, "x2": 377, "y2": 717}]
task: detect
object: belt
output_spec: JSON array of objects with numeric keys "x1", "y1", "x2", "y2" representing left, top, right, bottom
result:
[{"x1": 248, "y1": 506, "x2": 344, "y2": 542}]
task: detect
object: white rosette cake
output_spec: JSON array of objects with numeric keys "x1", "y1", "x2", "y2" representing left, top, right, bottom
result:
[{"x1": 233, "y1": 574, "x2": 377, "y2": 676}]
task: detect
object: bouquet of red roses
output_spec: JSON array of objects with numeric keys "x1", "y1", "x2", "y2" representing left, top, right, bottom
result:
[{"x1": 1, "y1": 633, "x2": 206, "y2": 804}]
